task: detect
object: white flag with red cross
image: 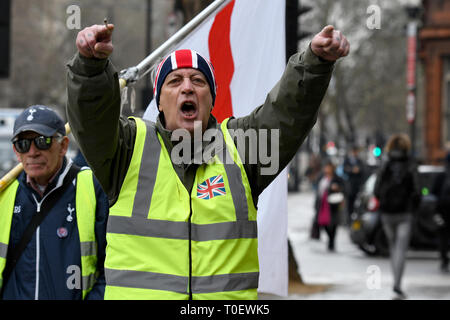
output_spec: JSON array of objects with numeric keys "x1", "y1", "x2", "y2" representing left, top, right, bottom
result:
[{"x1": 144, "y1": 0, "x2": 288, "y2": 296}]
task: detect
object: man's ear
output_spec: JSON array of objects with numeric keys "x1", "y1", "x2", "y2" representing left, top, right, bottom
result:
[{"x1": 60, "y1": 136, "x2": 70, "y2": 156}]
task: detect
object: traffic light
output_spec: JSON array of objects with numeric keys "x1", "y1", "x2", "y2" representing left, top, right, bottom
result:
[
  {"x1": 285, "y1": 0, "x2": 312, "y2": 62},
  {"x1": 0, "y1": 0, "x2": 11, "y2": 78},
  {"x1": 372, "y1": 146, "x2": 382, "y2": 158},
  {"x1": 368, "y1": 144, "x2": 382, "y2": 158}
]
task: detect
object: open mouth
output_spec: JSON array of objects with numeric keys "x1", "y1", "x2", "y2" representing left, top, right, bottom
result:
[{"x1": 180, "y1": 102, "x2": 198, "y2": 118}]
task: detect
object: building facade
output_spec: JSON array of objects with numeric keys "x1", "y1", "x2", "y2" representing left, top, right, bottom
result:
[{"x1": 419, "y1": 0, "x2": 450, "y2": 163}]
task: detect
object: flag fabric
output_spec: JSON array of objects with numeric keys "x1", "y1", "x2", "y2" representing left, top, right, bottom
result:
[
  {"x1": 143, "y1": 0, "x2": 288, "y2": 296},
  {"x1": 197, "y1": 175, "x2": 227, "y2": 200}
]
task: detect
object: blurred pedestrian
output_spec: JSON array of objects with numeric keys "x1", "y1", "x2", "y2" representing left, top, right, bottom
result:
[
  {"x1": 305, "y1": 153, "x2": 322, "y2": 192},
  {"x1": 313, "y1": 160, "x2": 345, "y2": 251},
  {"x1": 343, "y1": 145, "x2": 364, "y2": 223},
  {"x1": 374, "y1": 133, "x2": 420, "y2": 300},
  {"x1": 431, "y1": 151, "x2": 450, "y2": 273},
  {"x1": 0, "y1": 106, "x2": 108, "y2": 300}
]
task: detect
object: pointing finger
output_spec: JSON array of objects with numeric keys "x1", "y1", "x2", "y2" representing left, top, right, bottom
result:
[
  {"x1": 321, "y1": 25, "x2": 334, "y2": 38},
  {"x1": 95, "y1": 24, "x2": 114, "y2": 41}
]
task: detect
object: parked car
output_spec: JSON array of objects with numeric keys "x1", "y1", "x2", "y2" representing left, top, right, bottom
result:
[{"x1": 349, "y1": 164, "x2": 446, "y2": 256}]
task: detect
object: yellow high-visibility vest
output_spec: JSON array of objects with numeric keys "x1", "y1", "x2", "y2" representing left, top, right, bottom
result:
[
  {"x1": 0, "y1": 169, "x2": 98, "y2": 299},
  {"x1": 105, "y1": 117, "x2": 259, "y2": 300}
]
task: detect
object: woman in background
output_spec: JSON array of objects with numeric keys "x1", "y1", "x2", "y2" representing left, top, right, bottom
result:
[
  {"x1": 314, "y1": 160, "x2": 345, "y2": 252},
  {"x1": 374, "y1": 133, "x2": 420, "y2": 300}
]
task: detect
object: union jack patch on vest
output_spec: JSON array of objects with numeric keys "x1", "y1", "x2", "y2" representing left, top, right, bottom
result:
[{"x1": 197, "y1": 175, "x2": 226, "y2": 200}]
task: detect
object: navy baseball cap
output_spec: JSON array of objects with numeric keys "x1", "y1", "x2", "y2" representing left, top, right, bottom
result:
[{"x1": 12, "y1": 105, "x2": 66, "y2": 139}]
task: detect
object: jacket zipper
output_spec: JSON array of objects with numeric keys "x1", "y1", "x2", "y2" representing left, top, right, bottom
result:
[
  {"x1": 32, "y1": 192, "x2": 57, "y2": 300},
  {"x1": 30, "y1": 163, "x2": 71, "y2": 300},
  {"x1": 34, "y1": 201, "x2": 41, "y2": 300}
]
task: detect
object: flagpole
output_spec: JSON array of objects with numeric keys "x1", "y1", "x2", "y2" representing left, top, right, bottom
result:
[{"x1": 119, "y1": 0, "x2": 230, "y2": 89}]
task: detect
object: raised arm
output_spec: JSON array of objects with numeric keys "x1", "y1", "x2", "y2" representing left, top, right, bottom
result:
[
  {"x1": 228, "y1": 25, "x2": 349, "y2": 197},
  {"x1": 66, "y1": 23, "x2": 136, "y2": 204}
]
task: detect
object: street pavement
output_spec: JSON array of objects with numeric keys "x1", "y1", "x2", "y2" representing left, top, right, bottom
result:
[{"x1": 260, "y1": 183, "x2": 450, "y2": 300}]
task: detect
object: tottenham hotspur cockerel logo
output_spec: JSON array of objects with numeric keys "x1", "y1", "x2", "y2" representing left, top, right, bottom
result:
[{"x1": 27, "y1": 108, "x2": 37, "y2": 121}]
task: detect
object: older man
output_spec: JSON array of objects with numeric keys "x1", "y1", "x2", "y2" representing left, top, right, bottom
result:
[
  {"x1": 0, "y1": 106, "x2": 108, "y2": 300},
  {"x1": 66, "y1": 22, "x2": 349, "y2": 300}
]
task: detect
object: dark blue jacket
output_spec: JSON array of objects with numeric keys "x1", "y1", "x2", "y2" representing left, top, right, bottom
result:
[{"x1": 1, "y1": 158, "x2": 108, "y2": 300}]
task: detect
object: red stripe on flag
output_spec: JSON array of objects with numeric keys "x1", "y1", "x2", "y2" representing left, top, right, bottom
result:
[
  {"x1": 208, "y1": 0, "x2": 235, "y2": 122},
  {"x1": 175, "y1": 49, "x2": 193, "y2": 68}
]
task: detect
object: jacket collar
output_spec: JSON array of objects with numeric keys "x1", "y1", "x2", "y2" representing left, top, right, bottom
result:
[{"x1": 19, "y1": 157, "x2": 72, "y2": 198}]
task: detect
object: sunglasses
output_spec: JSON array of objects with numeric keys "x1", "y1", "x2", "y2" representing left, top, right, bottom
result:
[{"x1": 12, "y1": 135, "x2": 63, "y2": 153}]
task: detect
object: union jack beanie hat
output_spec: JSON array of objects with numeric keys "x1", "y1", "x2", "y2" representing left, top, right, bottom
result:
[{"x1": 153, "y1": 49, "x2": 217, "y2": 108}]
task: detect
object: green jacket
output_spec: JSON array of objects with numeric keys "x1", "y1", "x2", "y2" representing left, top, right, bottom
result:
[{"x1": 66, "y1": 46, "x2": 334, "y2": 207}]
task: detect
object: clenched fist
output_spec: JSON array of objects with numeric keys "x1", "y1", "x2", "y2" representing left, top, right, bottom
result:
[
  {"x1": 76, "y1": 23, "x2": 114, "y2": 59},
  {"x1": 311, "y1": 25, "x2": 350, "y2": 62}
]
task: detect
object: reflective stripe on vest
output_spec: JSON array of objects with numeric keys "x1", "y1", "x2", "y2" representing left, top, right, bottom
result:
[
  {"x1": 0, "y1": 180, "x2": 19, "y2": 290},
  {"x1": 75, "y1": 169, "x2": 98, "y2": 299},
  {"x1": 105, "y1": 117, "x2": 259, "y2": 300},
  {"x1": 0, "y1": 171, "x2": 97, "y2": 299}
]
